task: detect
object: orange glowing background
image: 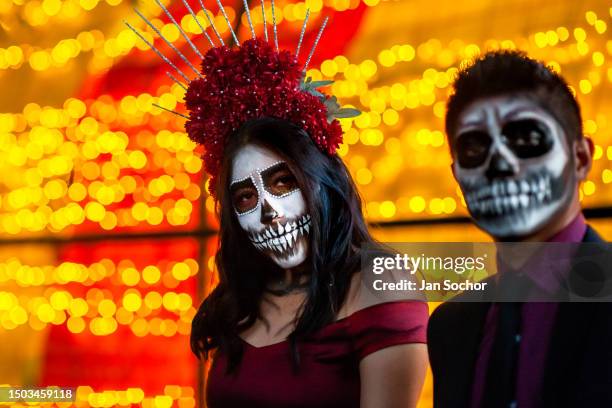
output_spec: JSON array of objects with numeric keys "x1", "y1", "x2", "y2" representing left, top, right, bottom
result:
[{"x1": 0, "y1": 0, "x2": 611, "y2": 407}]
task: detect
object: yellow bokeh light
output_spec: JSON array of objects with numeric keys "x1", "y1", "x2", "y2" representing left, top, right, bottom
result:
[
  {"x1": 29, "y1": 51, "x2": 51, "y2": 71},
  {"x1": 37, "y1": 303, "x2": 56, "y2": 323},
  {"x1": 409, "y1": 196, "x2": 426, "y2": 213},
  {"x1": 69, "y1": 298, "x2": 89, "y2": 317},
  {"x1": 126, "y1": 388, "x2": 145, "y2": 403},
  {"x1": 50, "y1": 291, "x2": 71, "y2": 310},
  {"x1": 582, "y1": 180, "x2": 596, "y2": 195},
  {"x1": 80, "y1": 0, "x2": 99, "y2": 11},
  {"x1": 98, "y1": 299, "x2": 116, "y2": 317},
  {"x1": 592, "y1": 51, "x2": 605, "y2": 66},
  {"x1": 356, "y1": 168, "x2": 372, "y2": 185},
  {"x1": 122, "y1": 267, "x2": 140, "y2": 286},
  {"x1": 142, "y1": 265, "x2": 161, "y2": 284},
  {"x1": 132, "y1": 202, "x2": 150, "y2": 222},
  {"x1": 144, "y1": 291, "x2": 162, "y2": 309},
  {"x1": 579, "y1": 79, "x2": 592, "y2": 94},
  {"x1": 359, "y1": 59, "x2": 377, "y2": 78},
  {"x1": 123, "y1": 292, "x2": 142, "y2": 312},
  {"x1": 171, "y1": 263, "x2": 191, "y2": 281},
  {"x1": 154, "y1": 395, "x2": 173, "y2": 408},
  {"x1": 128, "y1": 151, "x2": 148, "y2": 169},
  {"x1": 43, "y1": 179, "x2": 67, "y2": 200},
  {"x1": 594, "y1": 20, "x2": 607, "y2": 34},
  {"x1": 10, "y1": 306, "x2": 28, "y2": 325},
  {"x1": 85, "y1": 201, "x2": 106, "y2": 222},
  {"x1": 162, "y1": 292, "x2": 179, "y2": 311},
  {"x1": 320, "y1": 60, "x2": 338, "y2": 77},
  {"x1": 67, "y1": 316, "x2": 86, "y2": 333},
  {"x1": 379, "y1": 201, "x2": 396, "y2": 218},
  {"x1": 574, "y1": 27, "x2": 587, "y2": 42},
  {"x1": 382, "y1": 109, "x2": 399, "y2": 126},
  {"x1": 378, "y1": 50, "x2": 395, "y2": 67}
]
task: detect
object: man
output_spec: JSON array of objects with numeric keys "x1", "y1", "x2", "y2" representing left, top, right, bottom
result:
[{"x1": 428, "y1": 50, "x2": 611, "y2": 408}]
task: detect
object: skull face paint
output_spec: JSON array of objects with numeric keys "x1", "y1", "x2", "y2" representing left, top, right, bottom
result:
[
  {"x1": 452, "y1": 96, "x2": 576, "y2": 239},
  {"x1": 230, "y1": 144, "x2": 311, "y2": 269}
]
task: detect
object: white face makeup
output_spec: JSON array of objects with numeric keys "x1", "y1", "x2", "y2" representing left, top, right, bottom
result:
[
  {"x1": 230, "y1": 144, "x2": 311, "y2": 269},
  {"x1": 452, "y1": 96, "x2": 576, "y2": 240}
]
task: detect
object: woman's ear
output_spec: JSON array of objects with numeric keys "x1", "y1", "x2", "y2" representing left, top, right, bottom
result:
[{"x1": 574, "y1": 136, "x2": 594, "y2": 182}]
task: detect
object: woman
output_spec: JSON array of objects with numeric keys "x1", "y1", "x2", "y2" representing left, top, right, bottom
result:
[
  {"x1": 190, "y1": 117, "x2": 428, "y2": 408},
  {"x1": 125, "y1": 4, "x2": 428, "y2": 403}
]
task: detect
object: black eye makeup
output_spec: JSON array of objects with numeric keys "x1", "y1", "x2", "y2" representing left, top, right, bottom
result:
[
  {"x1": 455, "y1": 118, "x2": 553, "y2": 168},
  {"x1": 230, "y1": 178, "x2": 259, "y2": 214},
  {"x1": 455, "y1": 130, "x2": 492, "y2": 168},
  {"x1": 501, "y1": 119, "x2": 553, "y2": 158},
  {"x1": 261, "y1": 162, "x2": 299, "y2": 197}
]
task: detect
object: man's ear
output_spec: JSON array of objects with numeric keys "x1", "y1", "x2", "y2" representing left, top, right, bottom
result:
[{"x1": 574, "y1": 136, "x2": 594, "y2": 182}]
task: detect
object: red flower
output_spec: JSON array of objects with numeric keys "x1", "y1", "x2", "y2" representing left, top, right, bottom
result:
[{"x1": 184, "y1": 38, "x2": 343, "y2": 196}]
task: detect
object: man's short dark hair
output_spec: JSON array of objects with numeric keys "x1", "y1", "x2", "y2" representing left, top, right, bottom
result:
[{"x1": 445, "y1": 50, "x2": 583, "y2": 144}]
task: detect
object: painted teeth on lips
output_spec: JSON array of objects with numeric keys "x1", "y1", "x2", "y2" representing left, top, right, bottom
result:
[
  {"x1": 250, "y1": 215, "x2": 311, "y2": 254},
  {"x1": 466, "y1": 174, "x2": 551, "y2": 206},
  {"x1": 249, "y1": 214, "x2": 311, "y2": 245},
  {"x1": 466, "y1": 174, "x2": 552, "y2": 215}
]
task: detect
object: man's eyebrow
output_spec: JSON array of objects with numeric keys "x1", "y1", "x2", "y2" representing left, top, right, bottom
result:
[
  {"x1": 459, "y1": 118, "x2": 486, "y2": 128},
  {"x1": 502, "y1": 107, "x2": 533, "y2": 121},
  {"x1": 458, "y1": 110, "x2": 487, "y2": 129},
  {"x1": 229, "y1": 177, "x2": 254, "y2": 192}
]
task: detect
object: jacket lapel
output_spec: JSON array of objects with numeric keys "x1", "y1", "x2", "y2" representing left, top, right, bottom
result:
[
  {"x1": 449, "y1": 302, "x2": 491, "y2": 406},
  {"x1": 542, "y1": 225, "x2": 606, "y2": 406},
  {"x1": 431, "y1": 283, "x2": 494, "y2": 407}
]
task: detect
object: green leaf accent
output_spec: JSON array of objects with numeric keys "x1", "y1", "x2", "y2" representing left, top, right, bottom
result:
[
  {"x1": 306, "y1": 80, "x2": 334, "y2": 88},
  {"x1": 333, "y1": 108, "x2": 361, "y2": 118},
  {"x1": 300, "y1": 76, "x2": 362, "y2": 122}
]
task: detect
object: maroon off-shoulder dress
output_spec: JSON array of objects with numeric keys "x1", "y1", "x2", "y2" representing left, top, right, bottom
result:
[{"x1": 206, "y1": 301, "x2": 428, "y2": 408}]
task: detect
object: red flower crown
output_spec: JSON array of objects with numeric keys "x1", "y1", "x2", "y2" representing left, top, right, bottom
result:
[
  {"x1": 125, "y1": 1, "x2": 360, "y2": 196},
  {"x1": 185, "y1": 38, "x2": 346, "y2": 195}
]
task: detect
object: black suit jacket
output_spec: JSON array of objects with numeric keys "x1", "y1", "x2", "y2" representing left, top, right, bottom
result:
[{"x1": 427, "y1": 226, "x2": 612, "y2": 407}]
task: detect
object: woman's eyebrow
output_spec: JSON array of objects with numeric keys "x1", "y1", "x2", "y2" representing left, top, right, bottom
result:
[{"x1": 260, "y1": 162, "x2": 289, "y2": 179}]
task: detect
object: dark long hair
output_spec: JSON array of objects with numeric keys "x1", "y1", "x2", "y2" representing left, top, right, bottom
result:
[{"x1": 190, "y1": 117, "x2": 379, "y2": 372}]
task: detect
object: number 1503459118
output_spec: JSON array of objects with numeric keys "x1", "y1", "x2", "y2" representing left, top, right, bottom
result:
[{"x1": 0, "y1": 387, "x2": 75, "y2": 402}]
